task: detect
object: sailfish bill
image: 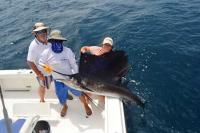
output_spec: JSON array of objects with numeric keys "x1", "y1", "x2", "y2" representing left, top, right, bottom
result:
[{"x1": 59, "y1": 75, "x2": 145, "y2": 108}]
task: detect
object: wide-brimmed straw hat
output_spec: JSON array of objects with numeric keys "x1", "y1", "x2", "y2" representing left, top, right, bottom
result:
[
  {"x1": 48, "y1": 30, "x2": 67, "y2": 41},
  {"x1": 32, "y1": 22, "x2": 49, "y2": 32}
]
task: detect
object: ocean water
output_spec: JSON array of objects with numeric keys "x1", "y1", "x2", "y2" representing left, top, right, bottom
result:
[{"x1": 0, "y1": 0, "x2": 200, "y2": 132}]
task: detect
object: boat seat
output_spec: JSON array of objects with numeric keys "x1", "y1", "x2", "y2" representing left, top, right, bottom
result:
[{"x1": 0, "y1": 118, "x2": 25, "y2": 133}]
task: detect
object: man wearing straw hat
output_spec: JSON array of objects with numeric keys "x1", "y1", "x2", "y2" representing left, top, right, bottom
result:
[
  {"x1": 27, "y1": 22, "x2": 52, "y2": 103},
  {"x1": 39, "y1": 29, "x2": 92, "y2": 117}
]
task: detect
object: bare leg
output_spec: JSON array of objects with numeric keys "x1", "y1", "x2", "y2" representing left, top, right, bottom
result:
[
  {"x1": 38, "y1": 86, "x2": 45, "y2": 102},
  {"x1": 84, "y1": 92, "x2": 92, "y2": 104},
  {"x1": 60, "y1": 103, "x2": 68, "y2": 117},
  {"x1": 99, "y1": 96, "x2": 105, "y2": 104},
  {"x1": 79, "y1": 94, "x2": 92, "y2": 116}
]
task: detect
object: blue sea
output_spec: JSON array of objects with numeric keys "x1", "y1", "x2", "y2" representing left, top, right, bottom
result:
[{"x1": 0, "y1": 0, "x2": 200, "y2": 132}]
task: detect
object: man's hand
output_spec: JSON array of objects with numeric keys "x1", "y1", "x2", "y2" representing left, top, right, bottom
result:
[
  {"x1": 27, "y1": 61, "x2": 45, "y2": 80},
  {"x1": 81, "y1": 46, "x2": 90, "y2": 53},
  {"x1": 37, "y1": 73, "x2": 45, "y2": 81}
]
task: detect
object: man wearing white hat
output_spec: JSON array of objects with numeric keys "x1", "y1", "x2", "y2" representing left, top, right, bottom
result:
[
  {"x1": 81, "y1": 37, "x2": 113, "y2": 56},
  {"x1": 27, "y1": 22, "x2": 52, "y2": 102},
  {"x1": 80, "y1": 37, "x2": 114, "y2": 103},
  {"x1": 39, "y1": 29, "x2": 92, "y2": 117}
]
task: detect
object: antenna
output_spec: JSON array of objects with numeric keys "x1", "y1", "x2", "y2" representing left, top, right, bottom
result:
[{"x1": 0, "y1": 85, "x2": 12, "y2": 133}]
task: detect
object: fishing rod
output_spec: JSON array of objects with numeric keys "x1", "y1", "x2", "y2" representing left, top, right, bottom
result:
[{"x1": 0, "y1": 85, "x2": 12, "y2": 133}]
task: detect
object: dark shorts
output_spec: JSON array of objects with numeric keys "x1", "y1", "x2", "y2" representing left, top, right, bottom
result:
[{"x1": 36, "y1": 75, "x2": 53, "y2": 89}]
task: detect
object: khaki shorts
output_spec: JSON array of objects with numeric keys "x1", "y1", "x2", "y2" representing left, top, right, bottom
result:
[{"x1": 36, "y1": 75, "x2": 53, "y2": 89}]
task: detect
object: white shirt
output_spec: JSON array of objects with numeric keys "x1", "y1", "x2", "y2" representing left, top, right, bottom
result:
[
  {"x1": 27, "y1": 38, "x2": 51, "y2": 75},
  {"x1": 39, "y1": 47, "x2": 78, "y2": 80}
]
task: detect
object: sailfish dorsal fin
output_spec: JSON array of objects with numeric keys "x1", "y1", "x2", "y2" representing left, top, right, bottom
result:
[{"x1": 79, "y1": 50, "x2": 129, "y2": 84}]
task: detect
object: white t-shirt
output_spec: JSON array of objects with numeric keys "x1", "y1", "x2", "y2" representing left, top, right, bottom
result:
[
  {"x1": 27, "y1": 38, "x2": 51, "y2": 75},
  {"x1": 39, "y1": 47, "x2": 78, "y2": 80}
]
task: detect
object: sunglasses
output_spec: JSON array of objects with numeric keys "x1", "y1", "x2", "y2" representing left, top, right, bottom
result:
[
  {"x1": 103, "y1": 43, "x2": 112, "y2": 47},
  {"x1": 35, "y1": 29, "x2": 47, "y2": 35}
]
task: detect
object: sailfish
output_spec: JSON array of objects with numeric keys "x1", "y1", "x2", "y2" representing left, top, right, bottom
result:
[{"x1": 42, "y1": 50, "x2": 145, "y2": 108}]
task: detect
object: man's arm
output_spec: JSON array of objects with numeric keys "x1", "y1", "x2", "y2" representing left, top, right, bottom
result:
[
  {"x1": 27, "y1": 61, "x2": 45, "y2": 80},
  {"x1": 80, "y1": 46, "x2": 91, "y2": 53}
]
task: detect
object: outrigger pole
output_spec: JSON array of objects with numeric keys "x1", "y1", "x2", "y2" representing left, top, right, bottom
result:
[{"x1": 0, "y1": 85, "x2": 12, "y2": 133}]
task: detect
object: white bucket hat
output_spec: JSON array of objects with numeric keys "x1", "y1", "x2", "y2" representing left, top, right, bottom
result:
[
  {"x1": 48, "y1": 29, "x2": 67, "y2": 41},
  {"x1": 102, "y1": 37, "x2": 113, "y2": 46},
  {"x1": 32, "y1": 22, "x2": 49, "y2": 32}
]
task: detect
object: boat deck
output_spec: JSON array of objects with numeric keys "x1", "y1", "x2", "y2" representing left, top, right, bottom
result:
[{"x1": 0, "y1": 88, "x2": 105, "y2": 133}]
